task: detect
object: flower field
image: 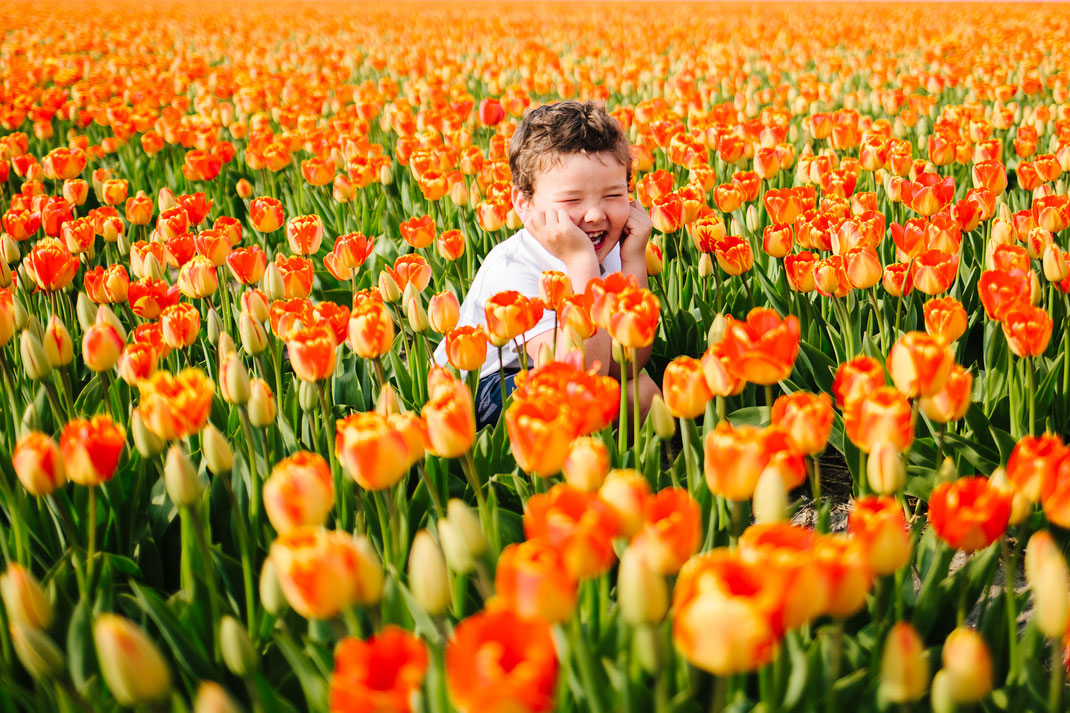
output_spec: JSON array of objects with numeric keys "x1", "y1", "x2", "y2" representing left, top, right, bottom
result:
[{"x1": 4, "y1": 1, "x2": 1070, "y2": 711}]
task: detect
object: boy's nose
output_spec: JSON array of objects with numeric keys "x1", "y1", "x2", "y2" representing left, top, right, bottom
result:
[{"x1": 582, "y1": 204, "x2": 606, "y2": 224}]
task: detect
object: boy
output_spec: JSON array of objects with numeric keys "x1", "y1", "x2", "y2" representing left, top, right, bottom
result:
[{"x1": 435, "y1": 100, "x2": 659, "y2": 428}]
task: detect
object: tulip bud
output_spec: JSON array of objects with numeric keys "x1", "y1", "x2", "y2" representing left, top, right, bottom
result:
[
  {"x1": 1024, "y1": 530, "x2": 1070, "y2": 639},
  {"x1": 258, "y1": 559, "x2": 287, "y2": 615},
  {"x1": 165, "y1": 444, "x2": 203, "y2": 507},
  {"x1": 219, "y1": 615, "x2": 257, "y2": 676},
  {"x1": 408, "y1": 530, "x2": 451, "y2": 616},
  {"x1": 438, "y1": 499, "x2": 487, "y2": 574},
  {"x1": 562, "y1": 437, "x2": 610, "y2": 492},
  {"x1": 131, "y1": 410, "x2": 165, "y2": 458},
  {"x1": 202, "y1": 424, "x2": 234, "y2": 474},
  {"x1": 746, "y1": 205, "x2": 760, "y2": 232},
  {"x1": 649, "y1": 395, "x2": 676, "y2": 440},
  {"x1": 868, "y1": 442, "x2": 905, "y2": 494},
  {"x1": 298, "y1": 381, "x2": 319, "y2": 412},
  {"x1": 375, "y1": 384, "x2": 400, "y2": 416},
  {"x1": 239, "y1": 312, "x2": 268, "y2": 355},
  {"x1": 116, "y1": 231, "x2": 132, "y2": 257},
  {"x1": 219, "y1": 353, "x2": 251, "y2": 404},
  {"x1": 207, "y1": 308, "x2": 224, "y2": 345},
  {"x1": 938, "y1": 627, "x2": 993, "y2": 704},
  {"x1": 218, "y1": 331, "x2": 237, "y2": 360},
  {"x1": 753, "y1": 466, "x2": 789, "y2": 523},
  {"x1": 11, "y1": 622, "x2": 64, "y2": 681},
  {"x1": 506, "y1": 209, "x2": 523, "y2": 230},
  {"x1": 698, "y1": 253, "x2": 714, "y2": 278},
  {"x1": 158, "y1": 187, "x2": 177, "y2": 212},
  {"x1": 378, "y1": 270, "x2": 401, "y2": 303},
  {"x1": 1, "y1": 233, "x2": 18, "y2": 265},
  {"x1": 235, "y1": 179, "x2": 254, "y2": 200},
  {"x1": 82, "y1": 323, "x2": 123, "y2": 372},
  {"x1": 379, "y1": 163, "x2": 394, "y2": 186},
  {"x1": 95, "y1": 304, "x2": 126, "y2": 341},
  {"x1": 879, "y1": 622, "x2": 930, "y2": 704},
  {"x1": 406, "y1": 295, "x2": 429, "y2": 333},
  {"x1": 20, "y1": 330, "x2": 51, "y2": 380},
  {"x1": 24, "y1": 314, "x2": 43, "y2": 341},
  {"x1": 618, "y1": 547, "x2": 668, "y2": 625},
  {"x1": 0, "y1": 260, "x2": 10, "y2": 288},
  {"x1": 76, "y1": 292, "x2": 98, "y2": 331},
  {"x1": 194, "y1": 682, "x2": 244, "y2": 713},
  {"x1": 1043, "y1": 245, "x2": 1069, "y2": 282},
  {"x1": 43, "y1": 316, "x2": 74, "y2": 367},
  {"x1": 143, "y1": 253, "x2": 165, "y2": 281},
  {"x1": 93, "y1": 614, "x2": 172, "y2": 706},
  {"x1": 261, "y1": 262, "x2": 284, "y2": 301},
  {"x1": 448, "y1": 180, "x2": 468, "y2": 206},
  {"x1": 11, "y1": 293, "x2": 27, "y2": 331},
  {"x1": 248, "y1": 379, "x2": 276, "y2": 428},
  {"x1": 0, "y1": 564, "x2": 53, "y2": 630},
  {"x1": 707, "y1": 313, "x2": 728, "y2": 346}
]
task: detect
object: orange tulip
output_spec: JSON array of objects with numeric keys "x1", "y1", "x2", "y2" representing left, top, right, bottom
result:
[
  {"x1": 928, "y1": 477, "x2": 1011, "y2": 552},
  {"x1": 495, "y1": 539, "x2": 577, "y2": 623},
  {"x1": 178, "y1": 255, "x2": 219, "y2": 299},
  {"x1": 673, "y1": 550, "x2": 784, "y2": 675},
  {"x1": 274, "y1": 254, "x2": 314, "y2": 300},
  {"x1": 270, "y1": 527, "x2": 382, "y2": 619},
  {"x1": 718, "y1": 308, "x2": 800, "y2": 385},
  {"x1": 562, "y1": 437, "x2": 610, "y2": 492},
  {"x1": 813, "y1": 536, "x2": 873, "y2": 618},
  {"x1": 82, "y1": 323, "x2": 124, "y2": 372},
  {"x1": 330, "y1": 627, "x2": 428, "y2": 713},
  {"x1": 485, "y1": 290, "x2": 538, "y2": 348},
  {"x1": 1006, "y1": 434, "x2": 1066, "y2": 503},
  {"x1": 844, "y1": 387, "x2": 914, "y2": 453},
  {"x1": 650, "y1": 193, "x2": 684, "y2": 233},
  {"x1": 160, "y1": 303, "x2": 201, "y2": 349},
  {"x1": 436, "y1": 229, "x2": 465, "y2": 261},
  {"x1": 662, "y1": 356, "x2": 712, "y2": 420},
  {"x1": 1002, "y1": 305, "x2": 1053, "y2": 357},
  {"x1": 771, "y1": 391, "x2": 834, "y2": 455},
  {"x1": 608, "y1": 287, "x2": 660, "y2": 349},
  {"x1": 24, "y1": 238, "x2": 79, "y2": 292},
  {"x1": 335, "y1": 412, "x2": 411, "y2": 490},
  {"x1": 920, "y1": 364, "x2": 973, "y2": 424},
  {"x1": 137, "y1": 369, "x2": 214, "y2": 442},
  {"x1": 690, "y1": 214, "x2": 727, "y2": 253},
  {"x1": 400, "y1": 215, "x2": 435, "y2": 250},
  {"x1": 978, "y1": 269, "x2": 1031, "y2": 321},
  {"x1": 524, "y1": 484, "x2": 619, "y2": 579},
  {"x1": 923, "y1": 297, "x2": 968, "y2": 344},
  {"x1": 287, "y1": 325, "x2": 338, "y2": 382},
  {"x1": 250, "y1": 196, "x2": 284, "y2": 233},
  {"x1": 831, "y1": 356, "x2": 886, "y2": 409},
  {"x1": 227, "y1": 246, "x2": 268, "y2": 285},
  {"x1": 383, "y1": 254, "x2": 432, "y2": 294},
  {"x1": 505, "y1": 398, "x2": 573, "y2": 478},
  {"x1": 428, "y1": 291, "x2": 460, "y2": 334},
  {"x1": 118, "y1": 342, "x2": 157, "y2": 385},
  {"x1": 446, "y1": 608, "x2": 558, "y2": 713},
  {"x1": 912, "y1": 249, "x2": 958, "y2": 296},
  {"x1": 12, "y1": 431, "x2": 66, "y2": 496},
  {"x1": 286, "y1": 215, "x2": 325, "y2": 255},
  {"x1": 712, "y1": 183, "x2": 744, "y2": 213},
  {"x1": 264, "y1": 452, "x2": 335, "y2": 534},
  {"x1": 714, "y1": 235, "x2": 754, "y2": 276},
  {"x1": 848, "y1": 496, "x2": 911, "y2": 575},
  {"x1": 444, "y1": 325, "x2": 488, "y2": 372},
  {"x1": 813, "y1": 255, "x2": 850, "y2": 298},
  {"x1": 84, "y1": 264, "x2": 130, "y2": 305},
  {"x1": 61, "y1": 216, "x2": 95, "y2": 254},
  {"x1": 784, "y1": 251, "x2": 818, "y2": 292},
  {"x1": 737, "y1": 523, "x2": 829, "y2": 629},
  {"x1": 125, "y1": 191, "x2": 154, "y2": 225},
  {"x1": 422, "y1": 368, "x2": 476, "y2": 458},
  {"x1": 630, "y1": 487, "x2": 701, "y2": 575},
  {"x1": 843, "y1": 247, "x2": 882, "y2": 290},
  {"x1": 348, "y1": 302, "x2": 395, "y2": 359},
  {"x1": 703, "y1": 422, "x2": 806, "y2": 501},
  {"x1": 332, "y1": 232, "x2": 375, "y2": 270},
  {"x1": 887, "y1": 331, "x2": 953, "y2": 398},
  {"x1": 60, "y1": 415, "x2": 125, "y2": 487},
  {"x1": 538, "y1": 271, "x2": 573, "y2": 312}
]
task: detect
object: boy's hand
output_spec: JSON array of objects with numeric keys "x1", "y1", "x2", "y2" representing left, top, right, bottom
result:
[
  {"x1": 619, "y1": 200, "x2": 652, "y2": 265},
  {"x1": 526, "y1": 209, "x2": 596, "y2": 265}
]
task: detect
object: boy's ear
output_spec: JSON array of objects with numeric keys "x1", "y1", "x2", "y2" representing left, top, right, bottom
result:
[{"x1": 511, "y1": 186, "x2": 533, "y2": 224}]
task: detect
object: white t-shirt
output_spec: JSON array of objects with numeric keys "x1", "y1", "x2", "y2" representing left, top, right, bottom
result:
[{"x1": 433, "y1": 228, "x2": 622, "y2": 379}]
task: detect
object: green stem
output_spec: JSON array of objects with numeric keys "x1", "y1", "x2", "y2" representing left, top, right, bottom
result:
[
  {"x1": 1049, "y1": 637, "x2": 1064, "y2": 713},
  {"x1": 221, "y1": 468, "x2": 257, "y2": 636},
  {"x1": 85, "y1": 487, "x2": 97, "y2": 590},
  {"x1": 318, "y1": 384, "x2": 347, "y2": 531},
  {"x1": 189, "y1": 509, "x2": 222, "y2": 664},
  {"x1": 1027, "y1": 355, "x2": 1036, "y2": 436},
  {"x1": 1003, "y1": 536, "x2": 1021, "y2": 684},
  {"x1": 568, "y1": 616, "x2": 608, "y2": 713},
  {"x1": 618, "y1": 346, "x2": 629, "y2": 459},
  {"x1": 238, "y1": 408, "x2": 263, "y2": 540},
  {"x1": 631, "y1": 350, "x2": 640, "y2": 467},
  {"x1": 825, "y1": 619, "x2": 844, "y2": 713},
  {"x1": 680, "y1": 417, "x2": 698, "y2": 495}
]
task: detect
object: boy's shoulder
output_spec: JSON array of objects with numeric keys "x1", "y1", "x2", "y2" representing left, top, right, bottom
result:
[{"x1": 474, "y1": 229, "x2": 565, "y2": 291}]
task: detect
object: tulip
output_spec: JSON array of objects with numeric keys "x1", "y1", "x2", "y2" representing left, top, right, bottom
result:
[
  {"x1": 718, "y1": 308, "x2": 800, "y2": 385},
  {"x1": 428, "y1": 291, "x2": 460, "y2": 334},
  {"x1": 335, "y1": 412, "x2": 411, "y2": 490},
  {"x1": 138, "y1": 369, "x2": 214, "y2": 442},
  {"x1": 444, "y1": 325, "x2": 487, "y2": 372},
  {"x1": 287, "y1": 325, "x2": 337, "y2": 382},
  {"x1": 93, "y1": 614, "x2": 172, "y2": 706},
  {"x1": 867, "y1": 441, "x2": 905, "y2": 494},
  {"x1": 446, "y1": 608, "x2": 558, "y2": 713},
  {"x1": 618, "y1": 546, "x2": 669, "y2": 625},
  {"x1": 938, "y1": 627, "x2": 993, "y2": 704},
  {"x1": 484, "y1": 290, "x2": 536, "y2": 347},
  {"x1": 408, "y1": 531, "x2": 451, "y2": 616},
  {"x1": 505, "y1": 399, "x2": 573, "y2": 478},
  {"x1": 82, "y1": 322, "x2": 124, "y2": 372},
  {"x1": 662, "y1": 356, "x2": 712, "y2": 420},
  {"x1": 60, "y1": 415, "x2": 125, "y2": 486},
  {"x1": 704, "y1": 422, "x2": 806, "y2": 501},
  {"x1": 423, "y1": 369, "x2": 477, "y2": 458},
  {"x1": 438, "y1": 499, "x2": 488, "y2": 575},
  {"x1": 1024, "y1": 530, "x2": 1070, "y2": 639},
  {"x1": 330, "y1": 627, "x2": 429, "y2": 713},
  {"x1": 249, "y1": 197, "x2": 284, "y2": 233},
  {"x1": 843, "y1": 387, "x2": 914, "y2": 453},
  {"x1": 263, "y1": 452, "x2": 334, "y2": 534},
  {"x1": 248, "y1": 378, "x2": 276, "y2": 428},
  {"x1": 12, "y1": 431, "x2": 66, "y2": 496},
  {"x1": 0, "y1": 564, "x2": 53, "y2": 630},
  {"x1": 286, "y1": 214, "x2": 324, "y2": 255},
  {"x1": 879, "y1": 622, "x2": 929, "y2": 704},
  {"x1": 164, "y1": 444, "x2": 202, "y2": 507},
  {"x1": 1002, "y1": 304, "x2": 1053, "y2": 357},
  {"x1": 920, "y1": 364, "x2": 972, "y2": 424},
  {"x1": 562, "y1": 437, "x2": 610, "y2": 492},
  {"x1": 270, "y1": 528, "x2": 383, "y2": 619},
  {"x1": 10, "y1": 624, "x2": 64, "y2": 681},
  {"x1": 348, "y1": 302, "x2": 394, "y2": 359},
  {"x1": 630, "y1": 487, "x2": 701, "y2": 575},
  {"x1": 770, "y1": 391, "x2": 833, "y2": 455},
  {"x1": 928, "y1": 477, "x2": 1011, "y2": 552},
  {"x1": 202, "y1": 424, "x2": 233, "y2": 475},
  {"x1": 495, "y1": 540, "x2": 577, "y2": 623}
]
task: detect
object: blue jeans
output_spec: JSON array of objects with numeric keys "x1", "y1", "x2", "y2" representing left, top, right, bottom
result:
[{"x1": 475, "y1": 369, "x2": 520, "y2": 430}]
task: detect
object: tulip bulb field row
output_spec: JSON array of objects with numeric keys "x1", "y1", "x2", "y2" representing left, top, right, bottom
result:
[{"x1": 3, "y1": 1, "x2": 1070, "y2": 712}]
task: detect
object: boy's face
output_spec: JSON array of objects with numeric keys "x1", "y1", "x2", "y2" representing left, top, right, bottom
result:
[{"x1": 513, "y1": 151, "x2": 631, "y2": 264}]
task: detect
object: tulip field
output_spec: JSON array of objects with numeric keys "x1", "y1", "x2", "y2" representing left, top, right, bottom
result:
[{"x1": 5, "y1": 1, "x2": 1070, "y2": 711}]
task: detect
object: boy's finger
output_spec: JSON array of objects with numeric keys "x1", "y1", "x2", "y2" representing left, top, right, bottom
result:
[{"x1": 557, "y1": 208, "x2": 573, "y2": 226}]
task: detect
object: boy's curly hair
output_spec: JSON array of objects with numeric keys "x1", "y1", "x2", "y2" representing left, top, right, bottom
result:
[{"x1": 508, "y1": 100, "x2": 631, "y2": 197}]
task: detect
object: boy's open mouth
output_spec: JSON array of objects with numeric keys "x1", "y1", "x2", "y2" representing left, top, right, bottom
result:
[{"x1": 586, "y1": 230, "x2": 607, "y2": 250}]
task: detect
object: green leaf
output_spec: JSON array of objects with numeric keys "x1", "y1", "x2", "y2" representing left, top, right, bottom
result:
[
  {"x1": 67, "y1": 598, "x2": 95, "y2": 691},
  {"x1": 126, "y1": 582, "x2": 215, "y2": 680}
]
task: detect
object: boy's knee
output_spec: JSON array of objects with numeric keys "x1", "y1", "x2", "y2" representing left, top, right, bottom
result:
[{"x1": 636, "y1": 372, "x2": 661, "y2": 419}]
